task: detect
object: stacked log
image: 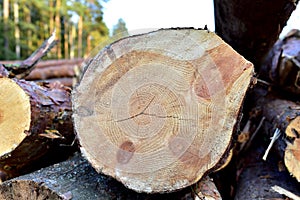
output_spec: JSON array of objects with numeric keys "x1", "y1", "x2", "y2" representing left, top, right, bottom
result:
[{"x1": 0, "y1": 59, "x2": 83, "y2": 87}]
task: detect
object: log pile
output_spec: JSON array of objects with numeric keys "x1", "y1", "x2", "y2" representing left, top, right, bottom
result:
[
  {"x1": 0, "y1": 34, "x2": 77, "y2": 182},
  {"x1": 1, "y1": 59, "x2": 83, "y2": 88},
  {"x1": 0, "y1": 1, "x2": 300, "y2": 198}
]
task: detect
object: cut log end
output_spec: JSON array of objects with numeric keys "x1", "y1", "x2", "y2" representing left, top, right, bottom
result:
[
  {"x1": 0, "y1": 78, "x2": 75, "y2": 180},
  {"x1": 285, "y1": 116, "x2": 300, "y2": 182},
  {"x1": 0, "y1": 78, "x2": 30, "y2": 155},
  {"x1": 73, "y1": 29, "x2": 254, "y2": 193}
]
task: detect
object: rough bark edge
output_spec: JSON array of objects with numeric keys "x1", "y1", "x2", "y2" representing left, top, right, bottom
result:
[
  {"x1": 0, "y1": 79, "x2": 76, "y2": 181},
  {"x1": 0, "y1": 152, "x2": 220, "y2": 200}
]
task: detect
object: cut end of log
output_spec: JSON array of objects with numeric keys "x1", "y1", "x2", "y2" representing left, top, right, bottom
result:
[
  {"x1": 0, "y1": 78, "x2": 30, "y2": 156},
  {"x1": 73, "y1": 28, "x2": 254, "y2": 193},
  {"x1": 284, "y1": 116, "x2": 300, "y2": 182}
]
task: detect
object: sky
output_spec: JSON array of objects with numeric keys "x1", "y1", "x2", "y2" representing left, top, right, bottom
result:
[
  {"x1": 103, "y1": 0, "x2": 300, "y2": 37},
  {"x1": 102, "y1": 0, "x2": 215, "y2": 35}
]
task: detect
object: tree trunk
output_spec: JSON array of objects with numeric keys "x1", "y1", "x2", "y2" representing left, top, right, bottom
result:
[
  {"x1": 214, "y1": 0, "x2": 299, "y2": 69},
  {"x1": 3, "y1": 0, "x2": 10, "y2": 59},
  {"x1": 25, "y1": 8, "x2": 32, "y2": 54},
  {"x1": 55, "y1": 0, "x2": 61, "y2": 59},
  {"x1": 77, "y1": 15, "x2": 83, "y2": 58},
  {"x1": 69, "y1": 24, "x2": 76, "y2": 59},
  {"x1": 13, "y1": 1, "x2": 20, "y2": 59},
  {"x1": 72, "y1": 28, "x2": 254, "y2": 193},
  {"x1": 0, "y1": 152, "x2": 221, "y2": 200},
  {"x1": 64, "y1": 19, "x2": 69, "y2": 59},
  {"x1": 49, "y1": 1, "x2": 54, "y2": 33},
  {"x1": 0, "y1": 76, "x2": 76, "y2": 181}
]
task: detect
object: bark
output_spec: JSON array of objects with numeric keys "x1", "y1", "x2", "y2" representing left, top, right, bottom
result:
[
  {"x1": 234, "y1": 130, "x2": 300, "y2": 200},
  {"x1": 0, "y1": 77, "x2": 76, "y2": 181},
  {"x1": 14, "y1": 1, "x2": 20, "y2": 59},
  {"x1": 78, "y1": 16, "x2": 83, "y2": 58},
  {"x1": 214, "y1": 0, "x2": 299, "y2": 68},
  {"x1": 0, "y1": 152, "x2": 220, "y2": 200},
  {"x1": 260, "y1": 29, "x2": 300, "y2": 96},
  {"x1": 30, "y1": 58, "x2": 83, "y2": 69},
  {"x1": 1, "y1": 58, "x2": 83, "y2": 87},
  {"x1": 250, "y1": 86, "x2": 300, "y2": 181},
  {"x1": 73, "y1": 28, "x2": 254, "y2": 193},
  {"x1": 64, "y1": 20, "x2": 69, "y2": 59},
  {"x1": 70, "y1": 25, "x2": 76, "y2": 59},
  {"x1": 55, "y1": 0, "x2": 62, "y2": 59},
  {"x1": 34, "y1": 77, "x2": 75, "y2": 88},
  {"x1": 2, "y1": 32, "x2": 57, "y2": 79},
  {"x1": 25, "y1": 64, "x2": 78, "y2": 80},
  {"x1": 3, "y1": 0, "x2": 9, "y2": 59}
]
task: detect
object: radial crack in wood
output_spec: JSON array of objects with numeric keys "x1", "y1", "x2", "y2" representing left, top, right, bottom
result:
[{"x1": 72, "y1": 28, "x2": 254, "y2": 193}]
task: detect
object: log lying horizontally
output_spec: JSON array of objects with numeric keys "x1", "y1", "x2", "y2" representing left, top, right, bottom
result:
[
  {"x1": 234, "y1": 129, "x2": 300, "y2": 200},
  {"x1": 0, "y1": 73, "x2": 76, "y2": 181},
  {"x1": 72, "y1": 28, "x2": 254, "y2": 193},
  {"x1": 0, "y1": 59, "x2": 83, "y2": 87},
  {"x1": 0, "y1": 152, "x2": 221, "y2": 200},
  {"x1": 251, "y1": 87, "x2": 300, "y2": 182}
]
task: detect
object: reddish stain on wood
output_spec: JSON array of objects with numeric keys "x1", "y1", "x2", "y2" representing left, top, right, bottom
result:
[
  {"x1": 0, "y1": 110, "x2": 3, "y2": 124},
  {"x1": 193, "y1": 74, "x2": 211, "y2": 100},
  {"x1": 117, "y1": 141, "x2": 135, "y2": 164}
]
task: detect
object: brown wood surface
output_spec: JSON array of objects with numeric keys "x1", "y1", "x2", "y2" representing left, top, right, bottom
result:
[
  {"x1": 34, "y1": 77, "x2": 75, "y2": 88},
  {"x1": 25, "y1": 64, "x2": 77, "y2": 80},
  {"x1": 214, "y1": 0, "x2": 298, "y2": 68},
  {"x1": 0, "y1": 152, "x2": 220, "y2": 200},
  {"x1": 0, "y1": 78, "x2": 76, "y2": 181},
  {"x1": 73, "y1": 28, "x2": 254, "y2": 193}
]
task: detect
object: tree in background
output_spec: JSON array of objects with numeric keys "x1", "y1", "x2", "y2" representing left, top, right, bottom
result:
[
  {"x1": 0, "y1": 0, "x2": 109, "y2": 60},
  {"x1": 112, "y1": 18, "x2": 129, "y2": 40}
]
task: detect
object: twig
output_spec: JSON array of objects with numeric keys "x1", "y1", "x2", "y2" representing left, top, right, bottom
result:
[
  {"x1": 256, "y1": 78, "x2": 272, "y2": 86},
  {"x1": 262, "y1": 128, "x2": 281, "y2": 161},
  {"x1": 3, "y1": 30, "x2": 57, "y2": 79},
  {"x1": 271, "y1": 185, "x2": 300, "y2": 200},
  {"x1": 242, "y1": 117, "x2": 265, "y2": 152}
]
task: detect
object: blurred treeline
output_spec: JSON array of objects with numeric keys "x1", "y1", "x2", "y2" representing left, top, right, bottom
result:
[{"x1": 0, "y1": 0, "x2": 112, "y2": 60}]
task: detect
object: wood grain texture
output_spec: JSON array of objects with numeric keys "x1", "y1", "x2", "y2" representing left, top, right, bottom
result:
[{"x1": 73, "y1": 28, "x2": 254, "y2": 193}]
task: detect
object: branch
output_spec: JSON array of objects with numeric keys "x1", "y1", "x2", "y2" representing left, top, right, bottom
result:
[{"x1": 3, "y1": 30, "x2": 57, "y2": 79}]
